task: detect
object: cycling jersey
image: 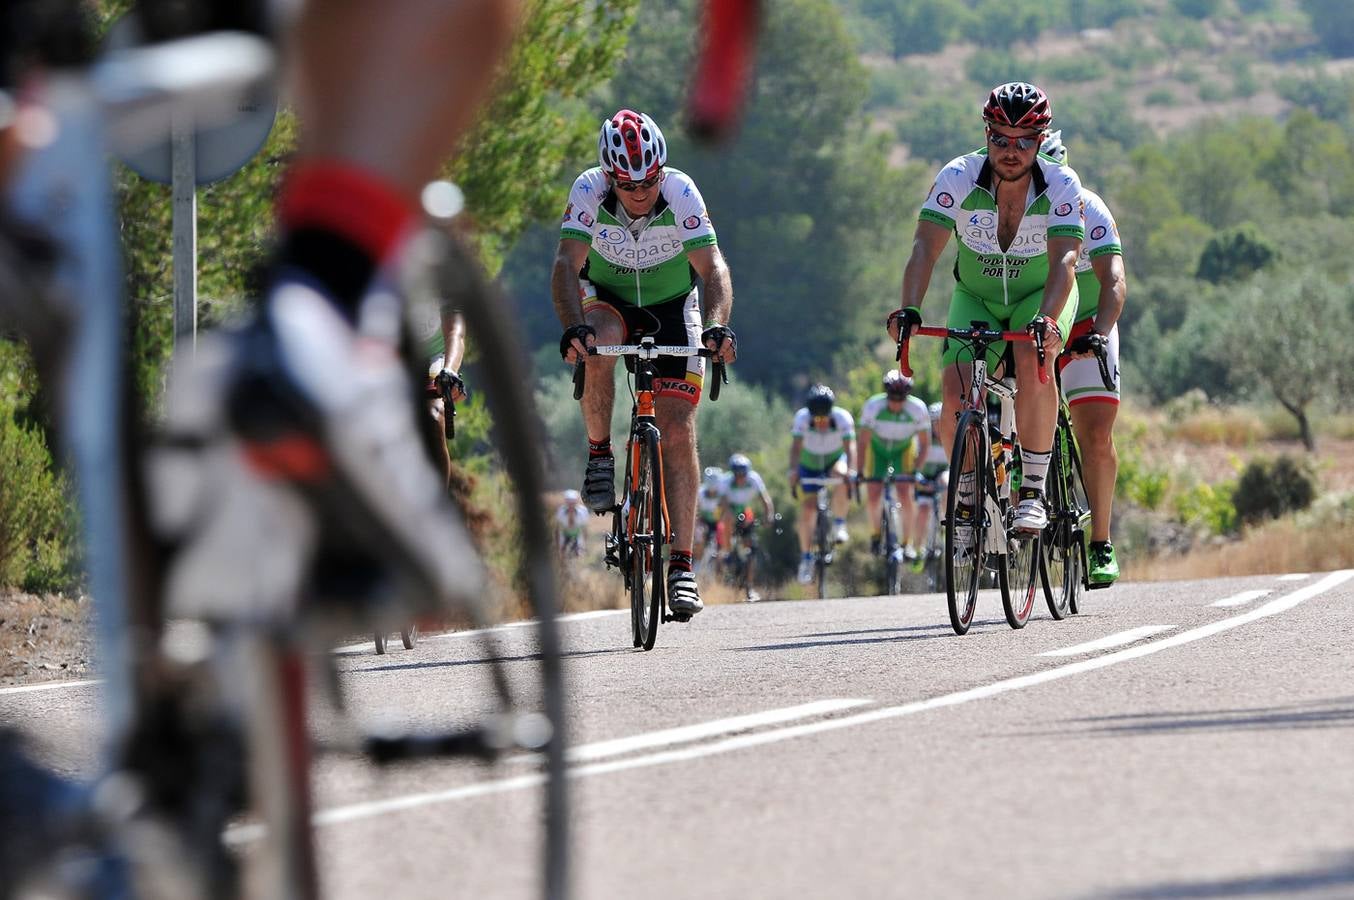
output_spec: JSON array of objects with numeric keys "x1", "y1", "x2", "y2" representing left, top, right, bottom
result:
[
  {"x1": 859, "y1": 393, "x2": 929, "y2": 480},
  {"x1": 919, "y1": 149, "x2": 1085, "y2": 307},
  {"x1": 721, "y1": 470, "x2": 767, "y2": 509},
  {"x1": 556, "y1": 503, "x2": 588, "y2": 537},
  {"x1": 559, "y1": 167, "x2": 717, "y2": 308},
  {"x1": 1074, "y1": 189, "x2": 1122, "y2": 324},
  {"x1": 791, "y1": 407, "x2": 854, "y2": 470},
  {"x1": 698, "y1": 486, "x2": 723, "y2": 523}
]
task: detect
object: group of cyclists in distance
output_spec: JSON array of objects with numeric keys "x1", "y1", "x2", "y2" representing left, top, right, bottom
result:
[{"x1": 549, "y1": 79, "x2": 1123, "y2": 614}]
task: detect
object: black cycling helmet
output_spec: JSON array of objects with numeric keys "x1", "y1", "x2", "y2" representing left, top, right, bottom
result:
[
  {"x1": 806, "y1": 383, "x2": 835, "y2": 417},
  {"x1": 982, "y1": 82, "x2": 1053, "y2": 132},
  {"x1": 883, "y1": 370, "x2": 913, "y2": 399}
]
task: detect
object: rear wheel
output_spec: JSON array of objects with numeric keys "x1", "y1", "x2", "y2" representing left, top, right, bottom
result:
[
  {"x1": 400, "y1": 624, "x2": 418, "y2": 650},
  {"x1": 881, "y1": 493, "x2": 901, "y2": 596},
  {"x1": 946, "y1": 412, "x2": 987, "y2": 635},
  {"x1": 373, "y1": 632, "x2": 387, "y2": 655},
  {"x1": 630, "y1": 431, "x2": 664, "y2": 650},
  {"x1": 1004, "y1": 529, "x2": 1040, "y2": 629},
  {"x1": 1042, "y1": 419, "x2": 1087, "y2": 618},
  {"x1": 814, "y1": 505, "x2": 831, "y2": 599}
]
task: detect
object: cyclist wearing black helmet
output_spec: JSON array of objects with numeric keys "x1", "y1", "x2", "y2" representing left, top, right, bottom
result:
[
  {"x1": 789, "y1": 383, "x2": 856, "y2": 584},
  {"x1": 888, "y1": 81, "x2": 1084, "y2": 541},
  {"x1": 859, "y1": 370, "x2": 931, "y2": 562}
]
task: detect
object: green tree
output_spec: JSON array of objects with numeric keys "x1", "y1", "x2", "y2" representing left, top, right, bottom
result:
[
  {"x1": 1299, "y1": 0, "x2": 1354, "y2": 58},
  {"x1": 1220, "y1": 269, "x2": 1354, "y2": 451},
  {"x1": 1195, "y1": 224, "x2": 1276, "y2": 283}
]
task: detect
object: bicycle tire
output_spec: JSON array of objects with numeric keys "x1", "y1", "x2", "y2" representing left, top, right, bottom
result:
[
  {"x1": 1003, "y1": 530, "x2": 1040, "y2": 629},
  {"x1": 946, "y1": 412, "x2": 987, "y2": 635},
  {"x1": 1041, "y1": 421, "x2": 1073, "y2": 620},
  {"x1": 401, "y1": 624, "x2": 418, "y2": 650},
  {"x1": 630, "y1": 430, "x2": 663, "y2": 650},
  {"x1": 373, "y1": 631, "x2": 387, "y2": 655},
  {"x1": 815, "y1": 506, "x2": 831, "y2": 600},
  {"x1": 1066, "y1": 436, "x2": 1090, "y2": 615},
  {"x1": 880, "y1": 497, "x2": 897, "y2": 596}
]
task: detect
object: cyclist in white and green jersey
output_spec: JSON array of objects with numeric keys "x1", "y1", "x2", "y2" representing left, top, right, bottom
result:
[
  {"x1": 789, "y1": 384, "x2": 857, "y2": 584},
  {"x1": 1041, "y1": 131, "x2": 1124, "y2": 585},
  {"x1": 889, "y1": 82, "x2": 1084, "y2": 541},
  {"x1": 695, "y1": 466, "x2": 726, "y2": 572},
  {"x1": 554, "y1": 110, "x2": 738, "y2": 619},
  {"x1": 859, "y1": 371, "x2": 931, "y2": 561}
]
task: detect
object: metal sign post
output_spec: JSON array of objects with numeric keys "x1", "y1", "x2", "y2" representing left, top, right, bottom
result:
[{"x1": 171, "y1": 112, "x2": 197, "y2": 353}]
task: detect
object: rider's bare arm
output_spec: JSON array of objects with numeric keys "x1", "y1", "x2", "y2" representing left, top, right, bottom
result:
[
  {"x1": 551, "y1": 237, "x2": 592, "y2": 361},
  {"x1": 1089, "y1": 252, "x2": 1126, "y2": 335},
  {"x1": 890, "y1": 219, "x2": 952, "y2": 340},
  {"x1": 917, "y1": 429, "x2": 930, "y2": 470},
  {"x1": 844, "y1": 436, "x2": 859, "y2": 475},
  {"x1": 441, "y1": 310, "x2": 467, "y2": 401},
  {"x1": 788, "y1": 436, "x2": 804, "y2": 483},
  {"x1": 1039, "y1": 235, "x2": 1081, "y2": 327},
  {"x1": 689, "y1": 244, "x2": 735, "y2": 361}
]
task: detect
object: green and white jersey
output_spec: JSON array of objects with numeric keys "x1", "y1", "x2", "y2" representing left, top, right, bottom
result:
[
  {"x1": 791, "y1": 407, "x2": 855, "y2": 470},
  {"x1": 859, "y1": 393, "x2": 930, "y2": 449},
  {"x1": 1073, "y1": 189, "x2": 1122, "y2": 323},
  {"x1": 919, "y1": 150, "x2": 1085, "y2": 306},
  {"x1": 721, "y1": 470, "x2": 767, "y2": 509},
  {"x1": 560, "y1": 167, "x2": 717, "y2": 307}
]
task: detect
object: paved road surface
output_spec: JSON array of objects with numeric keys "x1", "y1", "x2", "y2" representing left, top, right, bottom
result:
[{"x1": 4, "y1": 571, "x2": 1352, "y2": 898}]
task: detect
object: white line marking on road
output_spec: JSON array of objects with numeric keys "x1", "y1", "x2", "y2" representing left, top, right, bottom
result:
[
  {"x1": 0, "y1": 678, "x2": 101, "y2": 697},
  {"x1": 566, "y1": 699, "x2": 870, "y2": 763},
  {"x1": 268, "y1": 569, "x2": 1354, "y2": 833},
  {"x1": 1276, "y1": 573, "x2": 1310, "y2": 581},
  {"x1": 332, "y1": 609, "x2": 627, "y2": 655},
  {"x1": 1038, "y1": 625, "x2": 1174, "y2": 657},
  {"x1": 1211, "y1": 589, "x2": 1271, "y2": 608}
]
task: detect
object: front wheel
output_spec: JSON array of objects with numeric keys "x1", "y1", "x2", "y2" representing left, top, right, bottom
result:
[
  {"x1": 945, "y1": 412, "x2": 988, "y2": 635},
  {"x1": 814, "y1": 506, "x2": 831, "y2": 600},
  {"x1": 373, "y1": 631, "x2": 387, "y2": 655},
  {"x1": 401, "y1": 624, "x2": 419, "y2": 650},
  {"x1": 630, "y1": 430, "x2": 664, "y2": 650}
]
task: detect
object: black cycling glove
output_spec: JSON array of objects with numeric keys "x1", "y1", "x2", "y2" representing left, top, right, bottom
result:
[
  {"x1": 559, "y1": 324, "x2": 597, "y2": 361},
  {"x1": 701, "y1": 324, "x2": 737, "y2": 357}
]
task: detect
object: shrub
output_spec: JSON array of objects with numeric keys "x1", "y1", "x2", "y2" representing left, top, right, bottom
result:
[
  {"x1": 1042, "y1": 54, "x2": 1107, "y2": 84},
  {"x1": 1233, "y1": 455, "x2": 1317, "y2": 526},
  {"x1": 1197, "y1": 80, "x2": 1229, "y2": 102},
  {"x1": 1145, "y1": 87, "x2": 1177, "y2": 107},
  {"x1": 1174, "y1": 480, "x2": 1238, "y2": 535},
  {"x1": 0, "y1": 409, "x2": 80, "y2": 591}
]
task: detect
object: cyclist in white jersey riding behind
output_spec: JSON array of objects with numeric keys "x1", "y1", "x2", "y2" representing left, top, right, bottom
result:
[
  {"x1": 888, "y1": 82, "x2": 1085, "y2": 547},
  {"x1": 556, "y1": 489, "x2": 590, "y2": 558},
  {"x1": 695, "y1": 466, "x2": 726, "y2": 572},
  {"x1": 1040, "y1": 131, "x2": 1124, "y2": 586},
  {"x1": 859, "y1": 370, "x2": 931, "y2": 562},
  {"x1": 789, "y1": 384, "x2": 856, "y2": 584},
  {"x1": 719, "y1": 453, "x2": 774, "y2": 600},
  {"x1": 554, "y1": 109, "x2": 739, "y2": 619}
]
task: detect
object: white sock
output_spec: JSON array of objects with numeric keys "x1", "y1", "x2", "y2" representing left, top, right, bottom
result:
[{"x1": 1020, "y1": 448, "x2": 1052, "y2": 496}]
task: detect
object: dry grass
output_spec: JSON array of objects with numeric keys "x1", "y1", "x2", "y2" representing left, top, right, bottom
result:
[
  {"x1": 1126, "y1": 506, "x2": 1354, "y2": 582},
  {"x1": 0, "y1": 591, "x2": 91, "y2": 685}
]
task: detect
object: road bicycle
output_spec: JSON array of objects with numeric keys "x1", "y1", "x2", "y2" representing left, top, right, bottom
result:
[
  {"x1": 916, "y1": 472, "x2": 947, "y2": 592},
  {"x1": 721, "y1": 511, "x2": 767, "y2": 601},
  {"x1": 1041, "y1": 336, "x2": 1116, "y2": 619},
  {"x1": 795, "y1": 475, "x2": 848, "y2": 600},
  {"x1": 0, "y1": 24, "x2": 568, "y2": 899},
  {"x1": 870, "y1": 466, "x2": 919, "y2": 597},
  {"x1": 899, "y1": 322, "x2": 1048, "y2": 635},
  {"x1": 575, "y1": 337, "x2": 726, "y2": 650}
]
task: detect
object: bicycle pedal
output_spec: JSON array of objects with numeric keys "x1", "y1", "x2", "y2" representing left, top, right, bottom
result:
[
  {"x1": 669, "y1": 612, "x2": 692, "y2": 623},
  {"x1": 1086, "y1": 582, "x2": 1114, "y2": 591}
]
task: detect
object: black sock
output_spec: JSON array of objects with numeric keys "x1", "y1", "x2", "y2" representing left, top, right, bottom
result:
[
  {"x1": 669, "y1": 550, "x2": 694, "y2": 573},
  {"x1": 588, "y1": 438, "x2": 612, "y2": 459}
]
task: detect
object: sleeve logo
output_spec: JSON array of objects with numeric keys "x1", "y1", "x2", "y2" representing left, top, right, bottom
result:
[
  {"x1": 579, "y1": 211, "x2": 594, "y2": 227},
  {"x1": 684, "y1": 215, "x2": 702, "y2": 230},
  {"x1": 1090, "y1": 225, "x2": 1107, "y2": 240},
  {"x1": 562, "y1": 203, "x2": 573, "y2": 223},
  {"x1": 1054, "y1": 202, "x2": 1073, "y2": 217},
  {"x1": 937, "y1": 192, "x2": 954, "y2": 208}
]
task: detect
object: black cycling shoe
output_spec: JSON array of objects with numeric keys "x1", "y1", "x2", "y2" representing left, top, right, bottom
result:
[
  {"x1": 583, "y1": 454, "x2": 616, "y2": 512},
  {"x1": 667, "y1": 569, "x2": 704, "y2": 619}
]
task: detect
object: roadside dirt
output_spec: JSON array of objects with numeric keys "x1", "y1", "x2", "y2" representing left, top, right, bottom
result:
[{"x1": 0, "y1": 590, "x2": 94, "y2": 687}]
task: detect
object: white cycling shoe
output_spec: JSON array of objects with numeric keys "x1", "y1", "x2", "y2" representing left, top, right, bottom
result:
[
  {"x1": 796, "y1": 557, "x2": 814, "y2": 584},
  {"x1": 1013, "y1": 493, "x2": 1048, "y2": 532}
]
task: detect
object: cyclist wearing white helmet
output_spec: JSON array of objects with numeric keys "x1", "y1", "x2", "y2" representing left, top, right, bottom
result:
[
  {"x1": 556, "y1": 489, "x2": 590, "y2": 557},
  {"x1": 1040, "y1": 131, "x2": 1124, "y2": 586},
  {"x1": 789, "y1": 383, "x2": 857, "y2": 584},
  {"x1": 553, "y1": 109, "x2": 738, "y2": 618},
  {"x1": 695, "y1": 466, "x2": 727, "y2": 571},
  {"x1": 719, "y1": 453, "x2": 774, "y2": 601},
  {"x1": 858, "y1": 371, "x2": 931, "y2": 561}
]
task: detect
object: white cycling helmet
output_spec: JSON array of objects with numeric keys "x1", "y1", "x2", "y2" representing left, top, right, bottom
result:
[
  {"x1": 598, "y1": 109, "x2": 667, "y2": 182},
  {"x1": 928, "y1": 401, "x2": 943, "y2": 423},
  {"x1": 563, "y1": 489, "x2": 581, "y2": 504},
  {"x1": 1040, "y1": 129, "x2": 1067, "y2": 165}
]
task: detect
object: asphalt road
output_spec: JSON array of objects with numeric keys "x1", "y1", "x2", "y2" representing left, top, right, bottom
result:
[{"x1": 3, "y1": 570, "x2": 1352, "y2": 899}]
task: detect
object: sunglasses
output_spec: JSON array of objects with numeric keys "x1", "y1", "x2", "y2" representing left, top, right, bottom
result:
[
  {"x1": 986, "y1": 129, "x2": 1042, "y2": 151},
  {"x1": 613, "y1": 173, "x2": 662, "y2": 193}
]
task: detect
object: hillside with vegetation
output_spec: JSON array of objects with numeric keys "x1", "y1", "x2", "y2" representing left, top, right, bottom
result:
[{"x1": 4, "y1": 0, "x2": 1354, "y2": 605}]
